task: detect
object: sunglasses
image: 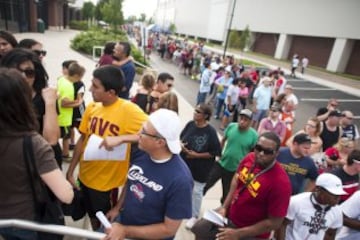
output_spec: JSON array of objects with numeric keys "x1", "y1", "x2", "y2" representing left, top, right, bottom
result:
[
  {"x1": 19, "y1": 68, "x2": 36, "y2": 78},
  {"x1": 194, "y1": 109, "x2": 203, "y2": 114},
  {"x1": 254, "y1": 144, "x2": 275, "y2": 155},
  {"x1": 140, "y1": 128, "x2": 164, "y2": 139},
  {"x1": 306, "y1": 124, "x2": 316, "y2": 128},
  {"x1": 33, "y1": 50, "x2": 47, "y2": 56}
]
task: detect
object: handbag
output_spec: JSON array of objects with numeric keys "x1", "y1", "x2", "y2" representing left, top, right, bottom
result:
[{"x1": 23, "y1": 135, "x2": 65, "y2": 240}]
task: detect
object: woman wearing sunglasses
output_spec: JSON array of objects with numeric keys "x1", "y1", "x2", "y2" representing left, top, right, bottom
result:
[
  {"x1": 1, "y1": 48, "x2": 61, "y2": 167},
  {"x1": 180, "y1": 103, "x2": 222, "y2": 229},
  {"x1": 18, "y1": 38, "x2": 47, "y2": 62}
]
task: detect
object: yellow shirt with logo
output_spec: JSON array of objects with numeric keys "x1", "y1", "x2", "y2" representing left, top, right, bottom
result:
[{"x1": 79, "y1": 98, "x2": 148, "y2": 191}]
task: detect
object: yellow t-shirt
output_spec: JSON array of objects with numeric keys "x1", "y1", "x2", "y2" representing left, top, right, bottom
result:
[
  {"x1": 79, "y1": 99, "x2": 148, "y2": 191},
  {"x1": 57, "y1": 76, "x2": 74, "y2": 127}
]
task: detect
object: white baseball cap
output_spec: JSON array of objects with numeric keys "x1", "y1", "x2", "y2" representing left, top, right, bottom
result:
[
  {"x1": 149, "y1": 109, "x2": 181, "y2": 154},
  {"x1": 315, "y1": 173, "x2": 347, "y2": 195}
]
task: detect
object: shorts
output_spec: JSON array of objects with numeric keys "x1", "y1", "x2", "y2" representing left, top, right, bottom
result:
[
  {"x1": 79, "y1": 180, "x2": 112, "y2": 218},
  {"x1": 252, "y1": 109, "x2": 268, "y2": 122},
  {"x1": 60, "y1": 126, "x2": 71, "y2": 139},
  {"x1": 224, "y1": 104, "x2": 236, "y2": 117}
]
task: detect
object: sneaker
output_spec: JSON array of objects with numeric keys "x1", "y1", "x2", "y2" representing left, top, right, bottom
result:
[{"x1": 185, "y1": 217, "x2": 198, "y2": 230}]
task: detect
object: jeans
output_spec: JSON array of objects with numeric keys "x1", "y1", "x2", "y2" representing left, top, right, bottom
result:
[
  {"x1": 203, "y1": 162, "x2": 235, "y2": 204},
  {"x1": 196, "y1": 92, "x2": 208, "y2": 105},
  {"x1": 0, "y1": 227, "x2": 37, "y2": 240},
  {"x1": 215, "y1": 98, "x2": 225, "y2": 118},
  {"x1": 192, "y1": 181, "x2": 206, "y2": 218}
]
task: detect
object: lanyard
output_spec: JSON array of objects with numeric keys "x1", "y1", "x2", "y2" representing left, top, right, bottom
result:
[{"x1": 233, "y1": 160, "x2": 276, "y2": 202}]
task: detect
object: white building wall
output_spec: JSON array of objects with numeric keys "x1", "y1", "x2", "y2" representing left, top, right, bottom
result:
[
  {"x1": 155, "y1": 0, "x2": 360, "y2": 41},
  {"x1": 232, "y1": 0, "x2": 360, "y2": 39}
]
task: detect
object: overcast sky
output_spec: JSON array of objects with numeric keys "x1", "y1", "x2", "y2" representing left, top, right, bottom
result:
[{"x1": 88, "y1": 0, "x2": 158, "y2": 19}]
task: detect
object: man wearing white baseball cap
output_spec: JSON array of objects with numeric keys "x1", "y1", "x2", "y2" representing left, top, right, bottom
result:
[
  {"x1": 277, "y1": 173, "x2": 347, "y2": 240},
  {"x1": 104, "y1": 109, "x2": 193, "y2": 240}
]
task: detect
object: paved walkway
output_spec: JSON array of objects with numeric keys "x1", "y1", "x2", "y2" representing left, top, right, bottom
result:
[{"x1": 10, "y1": 29, "x2": 359, "y2": 239}]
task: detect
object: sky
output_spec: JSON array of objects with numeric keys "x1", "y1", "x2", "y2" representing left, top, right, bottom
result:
[{"x1": 88, "y1": 0, "x2": 158, "y2": 19}]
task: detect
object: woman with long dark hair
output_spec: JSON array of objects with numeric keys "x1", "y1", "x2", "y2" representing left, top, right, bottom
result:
[
  {"x1": 0, "y1": 68, "x2": 73, "y2": 239},
  {"x1": 1, "y1": 48, "x2": 62, "y2": 166}
]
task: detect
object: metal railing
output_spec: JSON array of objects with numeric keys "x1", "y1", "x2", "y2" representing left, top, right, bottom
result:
[{"x1": 0, "y1": 219, "x2": 105, "y2": 239}]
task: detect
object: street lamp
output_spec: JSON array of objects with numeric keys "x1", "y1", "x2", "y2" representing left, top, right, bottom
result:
[{"x1": 222, "y1": 0, "x2": 237, "y2": 59}]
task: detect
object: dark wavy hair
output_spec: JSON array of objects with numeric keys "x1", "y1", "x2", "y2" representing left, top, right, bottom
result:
[
  {"x1": 18, "y1": 38, "x2": 40, "y2": 49},
  {"x1": 0, "y1": 30, "x2": 18, "y2": 48},
  {"x1": 0, "y1": 68, "x2": 38, "y2": 134},
  {"x1": 0, "y1": 48, "x2": 49, "y2": 94}
]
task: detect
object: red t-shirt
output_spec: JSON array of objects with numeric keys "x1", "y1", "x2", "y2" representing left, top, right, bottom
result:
[{"x1": 227, "y1": 152, "x2": 291, "y2": 239}]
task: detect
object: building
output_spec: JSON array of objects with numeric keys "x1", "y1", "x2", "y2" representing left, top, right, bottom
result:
[
  {"x1": 0, "y1": 0, "x2": 82, "y2": 32},
  {"x1": 154, "y1": 0, "x2": 360, "y2": 76}
]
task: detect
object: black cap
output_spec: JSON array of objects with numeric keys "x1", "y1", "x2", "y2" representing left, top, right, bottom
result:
[{"x1": 293, "y1": 133, "x2": 313, "y2": 144}]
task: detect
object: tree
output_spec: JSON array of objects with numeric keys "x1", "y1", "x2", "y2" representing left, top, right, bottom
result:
[
  {"x1": 94, "y1": 0, "x2": 109, "y2": 20},
  {"x1": 101, "y1": 0, "x2": 124, "y2": 29},
  {"x1": 139, "y1": 13, "x2": 146, "y2": 22},
  {"x1": 169, "y1": 23, "x2": 176, "y2": 34},
  {"x1": 126, "y1": 15, "x2": 137, "y2": 24},
  {"x1": 239, "y1": 25, "x2": 251, "y2": 51},
  {"x1": 82, "y1": 1, "x2": 95, "y2": 20}
]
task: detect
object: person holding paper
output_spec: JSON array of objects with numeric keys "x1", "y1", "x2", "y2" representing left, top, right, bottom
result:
[
  {"x1": 66, "y1": 65, "x2": 148, "y2": 230},
  {"x1": 103, "y1": 109, "x2": 193, "y2": 240},
  {"x1": 194, "y1": 132, "x2": 291, "y2": 240}
]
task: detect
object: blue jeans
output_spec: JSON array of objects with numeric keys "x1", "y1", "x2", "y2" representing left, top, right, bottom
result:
[
  {"x1": 215, "y1": 98, "x2": 225, "y2": 117},
  {"x1": 192, "y1": 181, "x2": 206, "y2": 218},
  {"x1": 196, "y1": 92, "x2": 207, "y2": 105},
  {"x1": 0, "y1": 227, "x2": 37, "y2": 240}
]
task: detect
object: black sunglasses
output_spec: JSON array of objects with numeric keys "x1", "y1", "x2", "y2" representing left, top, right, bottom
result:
[
  {"x1": 140, "y1": 128, "x2": 164, "y2": 139},
  {"x1": 19, "y1": 68, "x2": 36, "y2": 78},
  {"x1": 254, "y1": 144, "x2": 275, "y2": 155},
  {"x1": 194, "y1": 109, "x2": 203, "y2": 114},
  {"x1": 33, "y1": 50, "x2": 47, "y2": 56}
]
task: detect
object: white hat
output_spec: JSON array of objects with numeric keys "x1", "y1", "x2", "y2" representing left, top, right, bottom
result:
[
  {"x1": 225, "y1": 65, "x2": 232, "y2": 72},
  {"x1": 210, "y1": 62, "x2": 220, "y2": 71},
  {"x1": 149, "y1": 109, "x2": 181, "y2": 154},
  {"x1": 315, "y1": 173, "x2": 347, "y2": 195}
]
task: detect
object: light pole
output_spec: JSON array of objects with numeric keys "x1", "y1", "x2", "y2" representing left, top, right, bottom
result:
[{"x1": 222, "y1": 0, "x2": 237, "y2": 59}]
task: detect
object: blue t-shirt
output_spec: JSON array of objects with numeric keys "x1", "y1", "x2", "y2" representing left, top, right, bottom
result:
[
  {"x1": 120, "y1": 154, "x2": 193, "y2": 240},
  {"x1": 277, "y1": 147, "x2": 318, "y2": 195},
  {"x1": 118, "y1": 61, "x2": 135, "y2": 99}
]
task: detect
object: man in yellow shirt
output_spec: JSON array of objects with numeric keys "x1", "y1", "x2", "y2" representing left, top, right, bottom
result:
[{"x1": 66, "y1": 65, "x2": 148, "y2": 229}]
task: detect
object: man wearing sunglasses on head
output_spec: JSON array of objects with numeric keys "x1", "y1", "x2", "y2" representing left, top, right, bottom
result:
[
  {"x1": 197, "y1": 132, "x2": 291, "y2": 240},
  {"x1": 277, "y1": 133, "x2": 319, "y2": 195},
  {"x1": 151, "y1": 72, "x2": 174, "y2": 101}
]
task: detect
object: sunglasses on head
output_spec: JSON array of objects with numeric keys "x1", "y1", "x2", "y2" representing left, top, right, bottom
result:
[
  {"x1": 254, "y1": 144, "x2": 275, "y2": 155},
  {"x1": 19, "y1": 68, "x2": 36, "y2": 78},
  {"x1": 33, "y1": 50, "x2": 47, "y2": 56}
]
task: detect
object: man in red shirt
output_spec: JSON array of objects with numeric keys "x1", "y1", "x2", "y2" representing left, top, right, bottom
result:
[{"x1": 217, "y1": 131, "x2": 292, "y2": 239}]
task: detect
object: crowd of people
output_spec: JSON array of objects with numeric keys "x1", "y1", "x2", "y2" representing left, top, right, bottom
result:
[{"x1": 0, "y1": 28, "x2": 360, "y2": 240}]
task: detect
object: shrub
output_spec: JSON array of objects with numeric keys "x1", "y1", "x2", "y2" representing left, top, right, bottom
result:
[
  {"x1": 71, "y1": 29, "x2": 148, "y2": 66},
  {"x1": 69, "y1": 20, "x2": 89, "y2": 31}
]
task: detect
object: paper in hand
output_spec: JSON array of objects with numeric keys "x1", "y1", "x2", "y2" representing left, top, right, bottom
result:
[
  {"x1": 203, "y1": 209, "x2": 228, "y2": 227},
  {"x1": 83, "y1": 134, "x2": 128, "y2": 161}
]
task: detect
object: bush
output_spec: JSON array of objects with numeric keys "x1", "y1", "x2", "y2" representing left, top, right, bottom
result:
[
  {"x1": 71, "y1": 29, "x2": 148, "y2": 66},
  {"x1": 69, "y1": 20, "x2": 89, "y2": 31}
]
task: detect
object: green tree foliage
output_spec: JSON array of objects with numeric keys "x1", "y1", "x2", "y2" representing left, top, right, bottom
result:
[
  {"x1": 139, "y1": 13, "x2": 146, "y2": 22},
  {"x1": 239, "y1": 25, "x2": 251, "y2": 51},
  {"x1": 94, "y1": 0, "x2": 108, "y2": 20},
  {"x1": 126, "y1": 15, "x2": 137, "y2": 24},
  {"x1": 229, "y1": 25, "x2": 251, "y2": 51},
  {"x1": 101, "y1": 0, "x2": 124, "y2": 28},
  {"x1": 82, "y1": 1, "x2": 95, "y2": 20},
  {"x1": 169, "y1": 23, "x2": 176, "y2": 34}
]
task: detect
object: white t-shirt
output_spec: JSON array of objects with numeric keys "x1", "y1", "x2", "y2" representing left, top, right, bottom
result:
[
  {"x1": 336, "y1": 191, "x2": 360, "y2": 240},
  {"x1": 285, "y1": 192, "x2": 343, "y2": 240},
  {"x1": 225, "y1": 84, "x2": 239, "y2": 105}
]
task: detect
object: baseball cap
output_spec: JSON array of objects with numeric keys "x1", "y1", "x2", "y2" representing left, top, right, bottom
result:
[
  {"x1": 285, "y1": 84, "x2": 293, "y2": 89},
  {"x1": 315, "y1": 173, "x2": 347, "y2": 195},
  {"x1": 293, "y1": 133, "x2": 313, "y2": 144},
  {"x1": 148, "y1": 109, "x2": 181, "y2": 154},
  {"x1": 239, "y1": 109, "x2": 253, "y2": 119},
  {"x1": 329, "y1": 110, "x2": 343, "y2": 117}
]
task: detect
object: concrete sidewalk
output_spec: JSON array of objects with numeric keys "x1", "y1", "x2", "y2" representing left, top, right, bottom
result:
[{"x1": 11, "y1": 29, "x2": 358, "y2": 239}]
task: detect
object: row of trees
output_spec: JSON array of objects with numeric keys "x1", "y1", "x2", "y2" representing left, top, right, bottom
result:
[{"x1": 82, "y1": 0, "x2": 151, "y2": 29}]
